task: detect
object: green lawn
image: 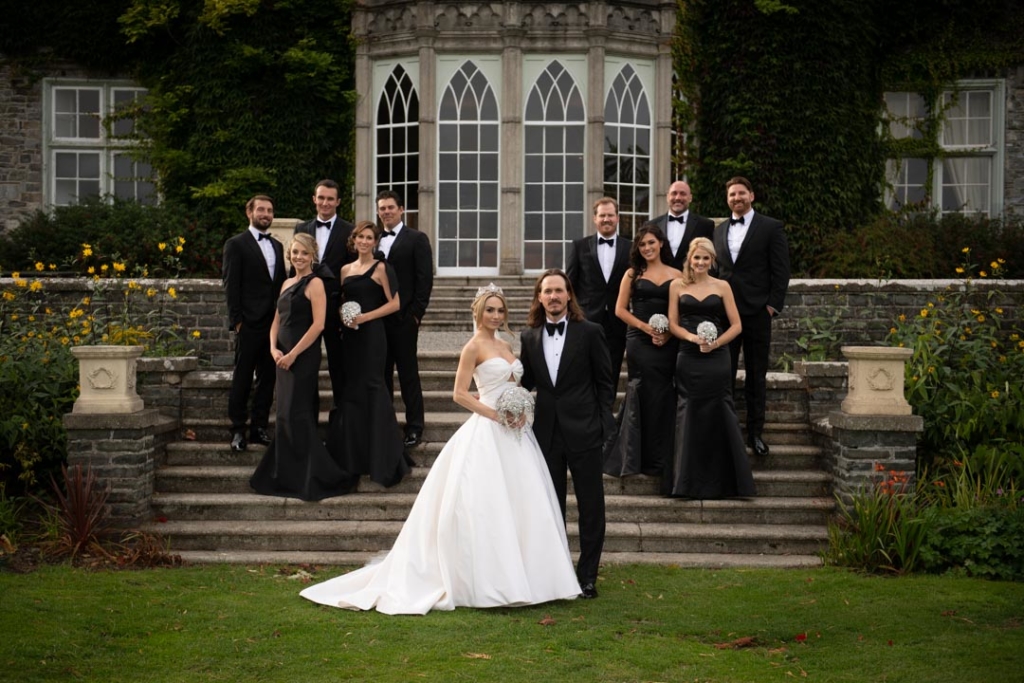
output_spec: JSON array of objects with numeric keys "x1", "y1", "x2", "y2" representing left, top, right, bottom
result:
[{"x1": 2, "y1": 563, "x2": 1022, "y2": 682}]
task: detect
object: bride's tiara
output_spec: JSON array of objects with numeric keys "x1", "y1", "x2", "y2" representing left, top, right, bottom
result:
[{"x1": 474, "y1": 282, "x2": 504, "y2": 300}]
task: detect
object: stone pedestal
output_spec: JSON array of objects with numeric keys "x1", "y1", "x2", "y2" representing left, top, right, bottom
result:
[
  {"x1": 63, "y1": 409, "x2": 178, "y2": 526},
  {"x1": 840, "y1": 345, "x2": 913, "y2": 415},
  {"x1": 71, "y1": 345, "x2": 145, "y2": 414}
]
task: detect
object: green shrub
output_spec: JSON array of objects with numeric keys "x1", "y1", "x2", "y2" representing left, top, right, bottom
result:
[
  {"x1": 888, "y1": 251, "x2": 1024, "y2": 468},
  {"x1": 918, "y1": 506, "x2": 1024, "y2": 581},
  {"x1": 0, "y1": 198, "x2": 225, "y2": 277}
]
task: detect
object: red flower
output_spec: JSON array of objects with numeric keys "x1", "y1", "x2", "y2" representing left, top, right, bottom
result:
[{"x1": 795, "y1": 633, "x2": 807, "y2": 642}]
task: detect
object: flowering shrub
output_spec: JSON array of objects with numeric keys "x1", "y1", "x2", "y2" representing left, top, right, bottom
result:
[
  {"x1": 1, "y1": 242, "x2": 201, "y2": 492},
  {"x1": 887, "y1": 250, "x2": 1024, "y2": 468}
]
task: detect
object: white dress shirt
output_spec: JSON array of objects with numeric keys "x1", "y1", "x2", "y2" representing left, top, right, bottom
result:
[
  {"x1": 379, "y1": 221, "x2": 404, "y2": 259},
  {"x1": 666, "y1": 211, "x2": 687, "y2": 256},
  {"x1": 541, "y1": 316, "x2": 568, "y2": 386},
  {"x1": 314, "y1": 216, "x2": 335, "y2": 262},
  {"x1": 249, "y1": 226, "x2": 276, "y2": 280},
  {"x1": 598, "y1": 233, "x2": 618, "y2": 282},
  {"x1": 727, "y1": 209, "x2": 755, "y2": 263}
]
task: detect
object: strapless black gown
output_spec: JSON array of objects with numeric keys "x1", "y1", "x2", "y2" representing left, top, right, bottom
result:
[
  {"x1": 603, "y1": 279, "x2": 679, "y2": 481},
  {"x1": 250, "y1": 272, "x2": 348, "y2": 501},
  {"x1": 327, "y1": 260, "x2": 408, "y2": 490},
  {"x1": 668, "y1": 293, "x2": 755, "y2": 499}
]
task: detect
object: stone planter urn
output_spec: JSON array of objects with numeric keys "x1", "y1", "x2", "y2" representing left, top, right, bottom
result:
[
  {"x1": 71, "y1": 345, "x2": 145, "y2": 414},
  {"x1": 840, "y1": 345, "x2": 914, "y2": 416}
]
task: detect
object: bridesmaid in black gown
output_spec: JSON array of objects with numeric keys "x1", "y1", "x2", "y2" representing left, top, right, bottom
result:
[
  {"x1": 667, "y1": 237, "x2": 755, "y2": 499},
  {"x1": 328, "y1": 221, "x2": 408, "y2": 490},
  {"x1": 250, "y1": 233, "x2": 348, "y2": 501},
  {"x1": 604, "y1": 224, "x2": 682, "y2": 485}
]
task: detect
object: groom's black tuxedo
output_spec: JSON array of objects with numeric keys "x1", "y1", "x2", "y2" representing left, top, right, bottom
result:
[
  {"x1": 651, "y1": 211, "x2": 715, "y2": 270},
  {"x1": 566, "y1": 233, "x2": 631, "y2": 379},
  {"x1": 222, "y1": 229, "x2": 287, "y2": 435},
  {"x1": 520, "y1": 318, "x2": 615, "y2": 587},
  {"x1": 294, "y1": 216, "x2": 354, "y2": 407}
]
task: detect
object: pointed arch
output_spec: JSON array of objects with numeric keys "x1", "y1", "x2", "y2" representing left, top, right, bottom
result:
[{"x1": 376, "y1": 64, "x2": 420, "y2": 225}]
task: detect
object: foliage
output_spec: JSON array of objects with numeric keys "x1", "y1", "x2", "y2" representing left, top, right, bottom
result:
[
  {"x1": 917, "y1": 506, "x2": 1024, "y2": 581},
  {"x1": 0, "y1": 484, "x2": 27, "y2": 550},
  {"x1": 810, "y1": 212, "x2": 1024, "y2": 279},
  {"x1": 887, "y1": 251, "x2": 1024, "y2": 467},
  {"x1": 33, "y1": 464, "x2": 111, "y2": 560},
  {"x1": 777, "y1": 292, "x2": 847, "y2": 370},
  {"x1": 118, "y1": 0, "x2": 357, "y2": 234},
  {"x1": 825, "y1": 466, "x2": 927, "y2": 574},
  {"x1": 0, "y1": 197, "x2": 222, "y2": 277}
]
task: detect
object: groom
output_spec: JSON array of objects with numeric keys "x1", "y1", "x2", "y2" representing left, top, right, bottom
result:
[{"x1": 520, "y1": 269, "x2": 615, "y2": 599}]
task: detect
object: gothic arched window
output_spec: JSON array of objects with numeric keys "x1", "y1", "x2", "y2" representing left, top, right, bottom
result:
[
  {"x1": 603, "y1": 64, "x2": 651, "y2": 239},
  {"x1": 523, "y1": 60, "x2": 586, "y2": 270},
  {"x1": 376, "y1": 65, "x2": 420, "y2": 226},
  {"x1": 437, "y1": 61, "x2": 500, "y2": 270}
]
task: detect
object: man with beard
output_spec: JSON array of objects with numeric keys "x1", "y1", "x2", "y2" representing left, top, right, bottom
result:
[
  {"x1": 712, "y1": 177, "x2": 790, "y2": 457},
  {"x1": 566, "y1": 197, "x2": 631, "y2": 379},
  {"x1": 222, "y1": 195, "x2": 287, "y2": 452}
]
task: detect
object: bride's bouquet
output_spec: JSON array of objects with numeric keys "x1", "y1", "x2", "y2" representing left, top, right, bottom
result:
[
  {"x1": 696, "y1": 320, "x2": 719, "y2": 345},
  {"x1": 340, "y1": 301, "x2": 362, "y2": 328},
  {"x1": 495, "y1": 385, "x2": 535, "y2": 438},
  {"x1": 649, "y1": 313, "x2": 669, "y2": 335}
]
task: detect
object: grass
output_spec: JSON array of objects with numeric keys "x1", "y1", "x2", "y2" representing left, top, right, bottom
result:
[{"x1": 1, "y1": 563, "x2": 1022, "y2": 682}]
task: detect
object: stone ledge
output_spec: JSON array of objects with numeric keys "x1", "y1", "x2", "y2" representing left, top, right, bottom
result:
[
  {"x1": 64, "y1": 408, "x2": 178, "y2": 433},
  {"x1": 826, "y1": 411, "x2": 923, "y2": 432},
  {"x1": 138, "y1": 357, "x2": 199, "y2": 373}
]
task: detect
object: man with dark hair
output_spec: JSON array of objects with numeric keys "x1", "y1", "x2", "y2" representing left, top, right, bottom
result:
[
  {"x1": 520, "y1": 268, "x2": 615, "y2": 599},
  {"x1": 566, "y1": 197, "x2": 631, "y2": 380},
  {"x1": 713, "y1": 176, "x2": 791, "y2": 457},
  {"x1": 652, "y1": 180, "x2": 715, "y2": 270},
  {"x1": 223, "y1": 195, "x2": 286, "y2": 452},
  {"x1": 294, "y1": 179, "x2": 354, "y2": 409},
  {"x1": 376, "y1": 189, "x2": 433, "y2": 448}
]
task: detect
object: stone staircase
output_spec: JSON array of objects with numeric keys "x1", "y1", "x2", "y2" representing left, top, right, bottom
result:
[{"x1": 146, "y1": 277, "x2": 832, "y2": 568}]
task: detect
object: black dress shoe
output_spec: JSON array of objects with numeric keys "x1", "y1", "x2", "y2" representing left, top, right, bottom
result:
[
  {"x1": 580, "y1": 582, "x2": 598, "y2": 599},
  {"x1": 749, "y1": 435, "x2": 769, "y2": 457},
  {"x1": 250, "y1": 427, "x2": 272, "y2": 446},
  {"x1": 403, "y1": 432, "x2": 422, "y2": 448},
  {"x1": 230, "y1": 432, "x2": 248, "y2": 452}
]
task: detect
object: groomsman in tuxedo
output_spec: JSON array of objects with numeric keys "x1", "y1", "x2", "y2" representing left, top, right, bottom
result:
[
  {"x1": 222, "y1": 195, "x2": 287, "y2": 452},
  {"x1": 713, "y1": 177, "x2": 791, "y2": 457},
  {"x1": 294, "y1": 179, "x2": 354, "y2": 409},
  {"x1": 652, "y1": 180, "x2": 715, "y2": 270},
  {"x1": 520, "y1": 269, "x2": 615, "y2": 599},
  {"x1": 376, "y1": 190, "x2": 433, "y2": 448},
  {"x1": 566, "y1": 197, "x2": 631, "y2": 380}
]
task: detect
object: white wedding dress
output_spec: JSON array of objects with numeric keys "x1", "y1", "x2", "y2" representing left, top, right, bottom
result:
[{"x1": 300, "y1": 357, "x2": 581, "y2": 614}]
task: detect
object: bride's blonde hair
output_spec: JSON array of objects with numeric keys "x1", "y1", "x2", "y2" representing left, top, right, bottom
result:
[{"x1": 471, "y1": 283, "x2": 512, "y2": 335}]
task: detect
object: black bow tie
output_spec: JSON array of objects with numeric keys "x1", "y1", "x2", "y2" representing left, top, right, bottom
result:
[
  {"x1": 729, "y1": 217, "x2": 745, "y2": 226},
  {"x1": 545, "y1": 320, "x2": 565, "y2": 337},
  {"x1": 598, "y1": 237, "x2": 614, "y2": 246},
  {"x1": 257, "y1": 232, "x2": 271, "y2": 241},
  {"x1": 668, "y1": 214, "x2": 685, "y2": 223},
  {"x1": 380, "y1": 230, "x2": 396, "y2": 239},
  {"x1": 315, "y1": 219, "x2": 331, "y2": 228}
]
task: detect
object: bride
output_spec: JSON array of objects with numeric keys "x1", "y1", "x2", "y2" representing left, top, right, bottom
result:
[{"x1": 300, "y1": 284, "x2": 581, "y2": 614}]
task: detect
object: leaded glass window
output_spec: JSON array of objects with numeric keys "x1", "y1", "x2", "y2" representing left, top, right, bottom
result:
[
  {"x1": 603, "y1": 64, "x2": 651, "y2": 239},
  {"x1": 376, "y1": 65, "x2": 420, "y2": 226}
]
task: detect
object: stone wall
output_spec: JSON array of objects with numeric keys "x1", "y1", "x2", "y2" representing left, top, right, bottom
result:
[
  {"x1": 0, "y1": 62, "x2": 45, "y2": 232},
  {"x1": 4, "y1": 276, "x2": 1021, "y2": 368}
]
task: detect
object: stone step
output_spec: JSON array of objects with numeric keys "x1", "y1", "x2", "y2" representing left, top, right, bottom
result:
[
  {"x1": 145, "y1": 519, "x2": 829, "y2": 557},
  {"x1": 169, "y1": 549, "x2": 824, "y2": 568},
  {"x1": 155, "y1": 465, "x2": 831, "y2": 498},
  {"x1": 152, "y1": 491, "x2": 834, "y2": 526},
  {"x1": 164, "y1": 440, "x2": 823, "y2": 471}
]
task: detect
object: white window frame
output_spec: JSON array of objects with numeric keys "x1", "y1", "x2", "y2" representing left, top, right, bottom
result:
[
  {"x1": 603, "y1": 57, "x2": 655, "y2": 239},
  {"x1": 43, "y1": 79, "x2": 155, "y2": 208},
  {"x1": 884, "y1": 79, "x2": 1004, "y2": 216},
  {"x1": 373, "y1": 60, "x2": 420, "y2": 227}
]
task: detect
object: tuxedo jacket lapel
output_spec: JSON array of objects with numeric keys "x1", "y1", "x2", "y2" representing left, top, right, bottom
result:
[
  {"x1": 526, "y1": 327, "x2": 553, "y2": 390},
  {"x1": 244, "y1": 233, "x2": 275, "y2": 283},
  {"x1": 554, "y1": 323, "x2": 581, "y2": 387}
]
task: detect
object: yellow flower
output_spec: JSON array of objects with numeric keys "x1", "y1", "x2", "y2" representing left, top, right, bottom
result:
[
  {"x1": 1012, "y1": 334, "x2": 1020, "y2": 341},
  {"x1": 93, "y1": 274, "x2": 101, "y2": 282},
  {"x1": 34, "y1": 261, "x2": 45, "y2": 271},
  {"x1": 955, "y1": 267, "x2": 964, "y2": 274},
  {"x1": 991, "y1": 341, "x2": 998, "y2": 348},
  {"x1": 927, "y1": 366, "x2": 935, "y2": 373},
  {"x1": 61, "y1": 336, "x2": 70, "y2": 345},
  {"x1": 962, "y1": 247, "x2": 970, "y2": 253},
  {"x1": 82, "y1": 247, "x2": 93, "y2": 257},
  {"x1": 113, "y1": 262, "x2": 126, "y2": 273},
  {"x1": 1019, "y1": 341, "x2": 1024, "y2": 349},
  {"x1": 158, "y1": 242, "x2": 167, "y2": 251},
  {"x1": 999, "y1": 355, "x2": 1007, "y2": 363},
  {"x1": 991, "y1": 261, "x2": 1000, "y2": 269},
  {"x1": 11, "y1": 272, "x2": 19, "y2": 279},
  {"x1": 10, "y1": 314, "x2": 18, "y2": 321},
  {"x1": 976, "y1": 315, "x2": 985, "y2": 323},
  {"x1": 177, "y1": 236, "x2": 186, "y2": 245},
  {"x1": 2, "y1": 291, "x2": 14, "y2": 302},
  {"x1": 928, "y1": 302, "x2": 934, "y2": 308},
  {"x1": 146, "y1": 288, "x2": 158, "y2": 297},
  {"x1": 991, "y1": 390, "x2": 1000, "y2": 399},
  {"x1": 965, "y1": 327, "x2": 972, "y2": 335},
  {"x1": 920, "y1": 309, "x2": 928, "y2": 318},
  {"x1": 168, "y1": 287, "x2": 177, "y2": 299},
  {"x1": 890, "y1": 327, "x2": 897, "y2": 334},
  {"x1": 980, "y1": 271, "x2": 987, "y2": 277},
  {"x1": 100, "y1": 264, "x2": 109, "y2": 272},
  {"x1": 15, "y1": 278, "x2": 26, "y2": 288},
  {"x1": 191, "y1": 330, "x2": 201, "y2": 339},
  {"x1": 998, "y1": 258, "x2": 1005, "y2": 264},
  {"x1": 82, "y1": 297, "x2": 91, "y2": 305},
  {"x1": 28, "y1": 315, "x2": 35, "y2": 322},
  {"x1": 49, "y1": 263, "x2": 56, "y2": 270},
  {"x1": 175, "y1": 245, "x2": 183, "y2": 254},
  {"x1": 29, "y1": 281, "x2": 42, "y2": 292},
  {"x1": 87, "y1": 266, "x2": 96, "y2": 274},
  {"x1": 898, "y1": 314, "x2": 906, "y2": 322}
]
